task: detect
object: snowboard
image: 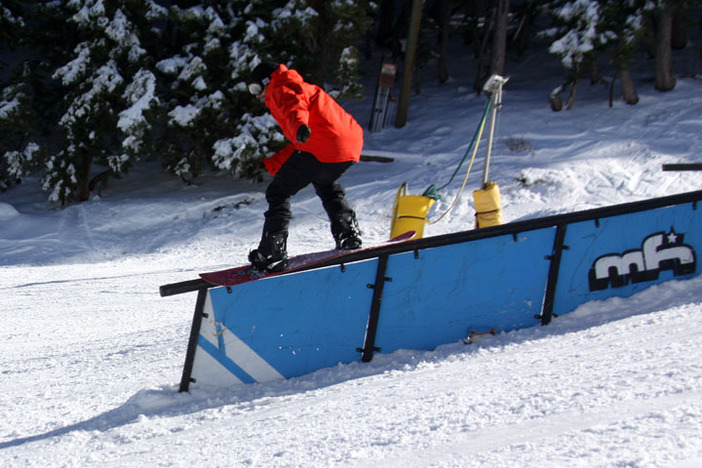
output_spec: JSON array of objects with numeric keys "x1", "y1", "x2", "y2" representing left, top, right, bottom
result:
[{"x1": 199, "y1": 230, "x2": 416, "y2": 288}]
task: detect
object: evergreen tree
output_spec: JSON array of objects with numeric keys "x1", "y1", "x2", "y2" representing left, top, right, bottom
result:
[
  {"x1": 599, "y1": 0, "x2": 646, "y2": 105},
  {"x1": 644, "y1": 0, "x2": 702, "y2": 91},
  {"x1": 0, "y1": 0, "x2": 377, "y2": 204},
  {"x1": 544, "y1": 0, "x2": 701, "y2": 108},
  {"x1": 156, "y1": 0, "x2": 373, "y2": 182},
  {"x1": 543, "y1": 0, "x2": 647, "y2": 109},
  {"x1": 152, "y1": 0, "x2": 303, "y2": 182},
  {"x1": 0, "y1": 0, "x2": 37, "y2": 191},
  {"x1": 44, "y1": 0, "x2": 166, "y2": 204},
  {"x1": 296, "y1": 0, "x2": 375, "y2": 91},
  {"x1": 543, "y1": 0, "x2": 602, "y2": 110},
  {"x1": 0, "y1": 81, "x2": 41, "y2": 190},
  {"x1": 333, "y1": 46, "x2": 364, "y2": 100}
]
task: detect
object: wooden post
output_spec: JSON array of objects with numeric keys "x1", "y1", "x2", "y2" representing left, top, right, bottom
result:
[{"x1": 395, "y1": 0, "x2": 424, "y2": 128}]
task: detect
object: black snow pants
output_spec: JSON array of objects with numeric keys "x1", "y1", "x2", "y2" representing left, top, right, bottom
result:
[{"x1": 262, "y1": 150, "x2": 355, "y2": 239}]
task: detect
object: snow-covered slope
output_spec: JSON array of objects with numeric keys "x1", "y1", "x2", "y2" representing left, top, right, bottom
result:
[{"x1": 1, "y1": 42, "x2": 701, "y2": 466}]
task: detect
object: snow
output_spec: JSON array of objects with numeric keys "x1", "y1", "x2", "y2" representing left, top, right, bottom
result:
[
  {"x1": 155, "y1": 56, "x2": 189, "y2": 75},
  {"x1": 53, "y1": 42, "x2": 92, "y2": 86},
  {"x1": 169, "y1": 104, "x2": 200, "y2": 127},
  {"x1": 1, "y1": 40, "x2": 702, "y2": 466},
  {"x1": 0, "y1": 91, "x2": 20, "y2": 120},
  {"x1": 105, "y1": 9, "x2": 146, "y2": 63},
  {"x1": 118, "y1": 69, "x2": 158, "y2": 134},
  {"x1": 69, "y1": 0, "x2": 106, "y2": 25}
]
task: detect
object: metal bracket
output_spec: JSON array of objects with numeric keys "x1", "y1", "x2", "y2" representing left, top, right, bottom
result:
[{"x1": 359, "y1": 254, "x2": 391, "y2": 362}]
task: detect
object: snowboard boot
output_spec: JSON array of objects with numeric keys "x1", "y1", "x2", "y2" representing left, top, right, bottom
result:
[
  {"x1": 332, "y1": 212, "x2": 363, "y2": 250},
  {"x1": 249, "y1": 231, "x2": 289, "y2": 272}
]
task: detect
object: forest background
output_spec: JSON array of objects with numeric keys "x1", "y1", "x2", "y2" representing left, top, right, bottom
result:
[{"x1": 1, "y1": 0, "x2": 701, "y2": 206}]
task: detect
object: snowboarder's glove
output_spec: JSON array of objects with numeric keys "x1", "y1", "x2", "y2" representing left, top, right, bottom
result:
[{"x1": 296, "y1": 124, "x2": 311, "y2": 143}]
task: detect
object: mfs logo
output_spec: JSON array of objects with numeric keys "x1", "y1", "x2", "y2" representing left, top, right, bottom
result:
[{"x1": 588, "y1": 229, "x2": 696, "y2": 291}]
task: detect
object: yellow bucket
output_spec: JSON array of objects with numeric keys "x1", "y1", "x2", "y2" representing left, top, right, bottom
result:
[
  {"x1": 391, "y1": 183, "x2": 436, "y2": 239},
  {"x1": 473, "y1": 181, "x2": 503, "y2": 228}
]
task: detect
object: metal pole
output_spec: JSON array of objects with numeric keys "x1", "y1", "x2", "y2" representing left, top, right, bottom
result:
[{"x1": 480, "y1": 75, "x2": 508, "y2": 188}]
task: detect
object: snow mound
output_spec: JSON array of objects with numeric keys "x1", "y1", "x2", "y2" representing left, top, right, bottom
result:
[{"x1": 0, "y1": 202, "x2": 19, "y2": 220}]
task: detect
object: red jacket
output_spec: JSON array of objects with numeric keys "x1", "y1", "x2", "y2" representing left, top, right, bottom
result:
[{"x1": 262, "y1": 64, "x2": 363, "y2": 175}]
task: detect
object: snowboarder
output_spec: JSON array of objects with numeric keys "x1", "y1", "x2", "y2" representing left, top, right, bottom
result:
[{"x1": 247, "y1": 62, "x2": 364, "y2": 272}]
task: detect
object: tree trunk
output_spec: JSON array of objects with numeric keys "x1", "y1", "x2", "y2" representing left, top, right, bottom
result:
[
  {"x1": 654, "y1": 9, "x2": 676, "y2": 92},
  {"x1": 619, "y1": 68, "x2": 639, "y2": 105},
  {"x1": 437, "y1": 0, "x2": 450, "y2": 83},
  {"x1": 395, "y1": 0, "x2": 423, "y2": 128},
  {"x1": 308, "y1": 0, "x2": 333, "y2": 86},
  {"x1": 566, "y1": 77, "x2": 578, "y2": 110},
  {"x1": 490, "y1": 0, "x2": 509, "y2": 77},
  {"x1": 510, "y1": 4, "x2": 535, "y2": 54},
  {"x1": 671, "y1": 14, "x2": 687, "y2": 49},
  {"x1": 77, "y1": 153, "x2": 93, "y2": 202},
  {"x1": 376, "y1": 0, "x2": 396, "y2": 47},
  {"x1": 473, "y1": 4, "x2": 493, "y2": 93},
  {"x1": 549, "y1": 68, "x2": 579, "y2": 112}
]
